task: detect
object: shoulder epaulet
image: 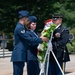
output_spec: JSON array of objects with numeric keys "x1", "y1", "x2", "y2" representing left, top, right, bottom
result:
[
  {"x1": 64, "y1": 28, "x2": 68, "y2": 30},
  {"x1": 62, "y1": 27, "x2": 68, "y2": 32}
]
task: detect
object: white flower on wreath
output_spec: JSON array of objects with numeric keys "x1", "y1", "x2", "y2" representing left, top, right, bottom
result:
[
  {"x1": 38, "y1": 55, "x2": 42, "y2": 60},
  {"x1": 37, "y1": 44, "x2": 44, "y2": 51}
]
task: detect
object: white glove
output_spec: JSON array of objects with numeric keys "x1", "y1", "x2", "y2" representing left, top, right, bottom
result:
[
  {"x1": 47, "y1": 40, "x2": 52, "y2": 51},
  {"x1": 37, "y1": 44, "x2": 44, "y2": 51}
]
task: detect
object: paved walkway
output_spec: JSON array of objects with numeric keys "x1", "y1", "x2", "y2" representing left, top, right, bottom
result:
[
  {"x1": 66, "y1": 54, "x2": 75, "y2": 75},
  {"x1": 0, "y1": 57, "x2": 27, "y2": 75},
  {"x1": 0, "y1": 54, "x2": 75, "y2": 75}
]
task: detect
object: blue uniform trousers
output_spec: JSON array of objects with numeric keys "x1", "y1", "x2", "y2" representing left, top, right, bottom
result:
[
  {"x1": 27, "y1": 60, "x2": 40, "y2": 75},
  {"x1": 45, "y1": 61, "x2": 63, "y2": 75},
  {"x1": 13, "y1": 62, "x2": 25, "y2": 75}
]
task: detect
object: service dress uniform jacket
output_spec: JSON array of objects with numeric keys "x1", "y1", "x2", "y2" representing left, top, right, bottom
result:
[
  {"x1": 11, "y1": 22, "x2": 42, "y2": 62},
  {"x1": 26, "y1": 30, "x2": 40, "y2": 75},
  {"x1": 27, "y1": 30, "x2": 39, "y2": 60},
  {"x1": 51, "y1": 25, "x2": 70, "y2": 62}
]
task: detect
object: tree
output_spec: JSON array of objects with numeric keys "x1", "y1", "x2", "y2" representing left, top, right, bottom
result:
[{"x1": 0, "y1": 0, "x2": 75, "y2": 33}]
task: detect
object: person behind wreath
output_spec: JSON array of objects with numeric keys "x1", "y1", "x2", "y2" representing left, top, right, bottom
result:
[{"x1": 47, "y1": 14, "x2": 70, "y2": 75}]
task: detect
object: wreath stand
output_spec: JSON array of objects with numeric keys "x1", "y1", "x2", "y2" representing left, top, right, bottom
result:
[{"x1": 39, "y1": 32, "x2": 64, "y2": 75}]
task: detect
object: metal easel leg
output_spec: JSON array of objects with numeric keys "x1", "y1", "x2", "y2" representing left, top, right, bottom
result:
[
  {"x1": 45, "y1": 49, "x2": 50, "y2": 75},
  {"x1": 39, "y1": 48, "x2": 49, "y2": 75},
  {"x1": 51, "y1": 50, "x2": 64, "y2": 75},
  {"x1": 39, "y1": 48, "x2": 51, "y2": 75}
]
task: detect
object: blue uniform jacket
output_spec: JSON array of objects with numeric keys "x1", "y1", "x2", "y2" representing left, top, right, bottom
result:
[
  {"x1": 11, "y1": 22, "x2": 42, "y2": 62},
  {"x1": 26, "y1": 30, "x2": 39, "y2": 60}
]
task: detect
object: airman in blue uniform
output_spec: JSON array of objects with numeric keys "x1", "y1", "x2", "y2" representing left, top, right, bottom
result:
[
  {"x1": 11, "y1": 11, "x2": 48, "y2": 75},
  {"x1": 26, "y1": 16, "x2": 40, "y2": 75},
  {"x1": 47, "y1": 14, "x2": 70, "y2": 75}
]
